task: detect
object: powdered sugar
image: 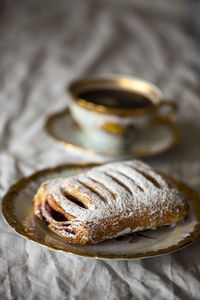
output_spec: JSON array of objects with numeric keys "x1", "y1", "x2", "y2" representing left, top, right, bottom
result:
[{"x1": 40, "y1": 160, "x2": 187, "y2": 242}]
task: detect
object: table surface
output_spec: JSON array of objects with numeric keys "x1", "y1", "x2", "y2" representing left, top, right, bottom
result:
[{"x1": 0, "y1": 0, "x2": 200, "y2": 299}]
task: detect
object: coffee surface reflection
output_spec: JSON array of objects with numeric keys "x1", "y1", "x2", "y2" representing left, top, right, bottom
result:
[{"x1": 78, "y1": 89, "x2": 153, "y2": 109}]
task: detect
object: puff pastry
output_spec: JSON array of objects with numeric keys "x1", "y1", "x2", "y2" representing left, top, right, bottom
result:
[{"x1": 33, "y1": 160, "x2": 189, "y2": 244}]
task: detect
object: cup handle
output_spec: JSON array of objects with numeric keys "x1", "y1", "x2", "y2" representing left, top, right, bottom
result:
[{"x1": 156, "y1": 101, "x2": 178, "y2": 122}]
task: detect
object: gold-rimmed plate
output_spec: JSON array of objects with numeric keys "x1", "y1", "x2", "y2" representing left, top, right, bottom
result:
[
  {"x1": 2, "y1": 163, "x2": 200, "y2": 260},
  {"x1": 45, "y1": 109, "x2": 180, "y2": 158}
]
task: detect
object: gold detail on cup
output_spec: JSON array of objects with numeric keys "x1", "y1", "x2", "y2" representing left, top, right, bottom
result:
[
  {"x1": 100, "y1": 122, "x2": 125, "y2": 135},
  {"x1": 68, "y1": 77, "x2": 162, "y2": 116},
  {"x1": 157, "y1": 101, "x2": 178, "y2": 122}
]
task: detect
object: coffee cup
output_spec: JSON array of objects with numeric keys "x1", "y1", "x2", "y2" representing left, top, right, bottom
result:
[{"x1": 68, "y1": 76, "x2": 178, "y2": 154}]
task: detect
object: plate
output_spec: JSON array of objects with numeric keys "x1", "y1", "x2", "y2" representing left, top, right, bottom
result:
[
  {"x1": 45, "y1": 109, "x2": 180, "y2": 158},
  {"x1": 2, "y1": 163, "x2": 200, "y2": 260}
]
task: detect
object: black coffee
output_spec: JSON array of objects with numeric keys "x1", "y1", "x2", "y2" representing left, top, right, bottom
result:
[{"x1": 78, "y1": 89, "x2": 153, "y2": 109}]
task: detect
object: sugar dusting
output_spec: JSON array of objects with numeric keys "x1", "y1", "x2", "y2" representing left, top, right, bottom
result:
[{"x1": 37, "y1": 160, "x2": 187, "y2": 243}]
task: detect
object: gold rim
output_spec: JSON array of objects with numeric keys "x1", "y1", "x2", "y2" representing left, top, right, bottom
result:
[
  {"x1": 2, "y1": 163, "x2": 200, "y2": 260},
  {"x1": 45, "y1": 108, "x2": 181, "y2": 158},
  {"x1": 68, "y1": 77, "x2": 162, "y2": 116}
]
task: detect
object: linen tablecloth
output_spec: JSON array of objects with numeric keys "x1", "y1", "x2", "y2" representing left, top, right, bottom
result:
[{"x1": 1, "y1": 0, "x2": 200, "y2": 299}]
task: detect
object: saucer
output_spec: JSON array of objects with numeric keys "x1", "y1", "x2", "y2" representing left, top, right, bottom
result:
[
  {"x1": 2, "y1": 163, "x2": 200, "y2": 260},
  {"x1": 45, "y1": 108, "x2": 180, "y2": 158}
]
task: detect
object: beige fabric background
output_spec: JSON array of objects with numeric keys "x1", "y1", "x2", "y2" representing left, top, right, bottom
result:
[{"x1": 0, "y1": 0, "x2": 200, "y2": 299}]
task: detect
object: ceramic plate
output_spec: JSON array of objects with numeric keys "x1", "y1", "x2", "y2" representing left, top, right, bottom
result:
[
  {"x1": 45, "y1": 109, "x2": 180, "y2": 158},
  {"x1": 2, "y1": 163, "x2": 200, "y2": 260}
]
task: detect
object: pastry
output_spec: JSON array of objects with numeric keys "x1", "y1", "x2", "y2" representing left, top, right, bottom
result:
[{"x1": 33, "y1": 160, "x2": 189, "y2": 245}]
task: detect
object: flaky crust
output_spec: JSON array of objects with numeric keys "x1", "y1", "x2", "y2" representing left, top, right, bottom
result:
[{"x1": 33, "y1": 160, "x2": 189, "y2": 244}]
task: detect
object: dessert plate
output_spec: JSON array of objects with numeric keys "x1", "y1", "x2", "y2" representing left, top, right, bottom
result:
[
  {"x1": 45, "y1": 109, "x2": 180, "y2": 158},
  {"x1": 2, "y1": 163, "x2": 200, "y2": 260}
]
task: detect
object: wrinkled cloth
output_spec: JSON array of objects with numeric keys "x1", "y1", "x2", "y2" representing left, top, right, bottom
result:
[{"x1": 0, "y1": 0, "x2": 200, "y2": 299}]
